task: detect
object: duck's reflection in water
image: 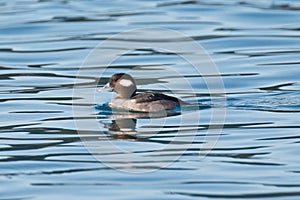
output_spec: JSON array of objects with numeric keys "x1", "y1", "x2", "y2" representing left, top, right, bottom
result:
[{"x1": 100, "y1": 110, "x2": 181, "y2": 140}]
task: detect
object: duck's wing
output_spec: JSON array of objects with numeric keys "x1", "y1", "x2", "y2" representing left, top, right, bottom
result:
[{"x1": 132, "y1": 92, "x2": 181, "y2": 104}]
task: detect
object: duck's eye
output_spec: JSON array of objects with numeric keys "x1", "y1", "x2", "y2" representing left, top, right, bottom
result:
[{"x1": 119, "y1": 79, "x2": 134, "y2": 87}]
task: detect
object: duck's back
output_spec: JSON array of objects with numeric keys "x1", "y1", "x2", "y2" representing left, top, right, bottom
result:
[
  {"x1": 110, "y1": 92, "x2": 186, "y2": 112},
  {"x1": 133, "y1": 92, "x2": 180, "y2": 103}
]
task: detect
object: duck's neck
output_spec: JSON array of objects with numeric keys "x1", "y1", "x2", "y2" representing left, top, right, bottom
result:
[
  {"x1": 130, "y1": 90, "x2": 137, "y2": 98},
  {"x1": 117, "y1": 89, "x2": 137, "y2": 99}
]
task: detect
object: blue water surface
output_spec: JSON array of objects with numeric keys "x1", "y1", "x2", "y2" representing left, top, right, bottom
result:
[{"x1": 1, "y1": 0, "x2": 300, "y2": 199}]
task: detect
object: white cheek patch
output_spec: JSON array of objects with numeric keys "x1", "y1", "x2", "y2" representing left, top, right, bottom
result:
[{"x1": 119, "y1": 79, "x2": 134, "y2": 87}]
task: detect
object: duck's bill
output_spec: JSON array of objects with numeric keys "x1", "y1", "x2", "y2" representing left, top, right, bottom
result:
[{"x1": 98, "y1": 83, "x2": 113, "y2": 92}]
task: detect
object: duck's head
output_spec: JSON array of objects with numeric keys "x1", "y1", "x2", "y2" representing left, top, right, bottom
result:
[{"x1": 99, "y1": 73, "x2": 137, "y2": 99}]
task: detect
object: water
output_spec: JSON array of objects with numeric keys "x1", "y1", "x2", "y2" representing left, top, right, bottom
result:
[{"x1": 1, "y1": 0, "x2": 300, "y2": 199}]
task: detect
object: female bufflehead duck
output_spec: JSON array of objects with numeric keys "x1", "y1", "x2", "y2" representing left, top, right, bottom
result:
[{"x1": 99, "y1": 73, "x2": 187, "y2": 112}]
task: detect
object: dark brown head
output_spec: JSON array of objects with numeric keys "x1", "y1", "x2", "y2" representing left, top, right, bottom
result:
[{"x1": 99, "y1": 73, "x2": 137, "y2": 98}]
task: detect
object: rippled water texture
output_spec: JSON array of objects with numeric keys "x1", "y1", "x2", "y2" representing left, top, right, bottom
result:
[{"x1": 1, "y1": 0, "x2": 300, "y2": 199}]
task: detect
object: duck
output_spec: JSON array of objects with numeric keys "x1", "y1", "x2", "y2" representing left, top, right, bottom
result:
[{"x1": 99, "y1": 73, "x2": 188, "y2": 112}]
